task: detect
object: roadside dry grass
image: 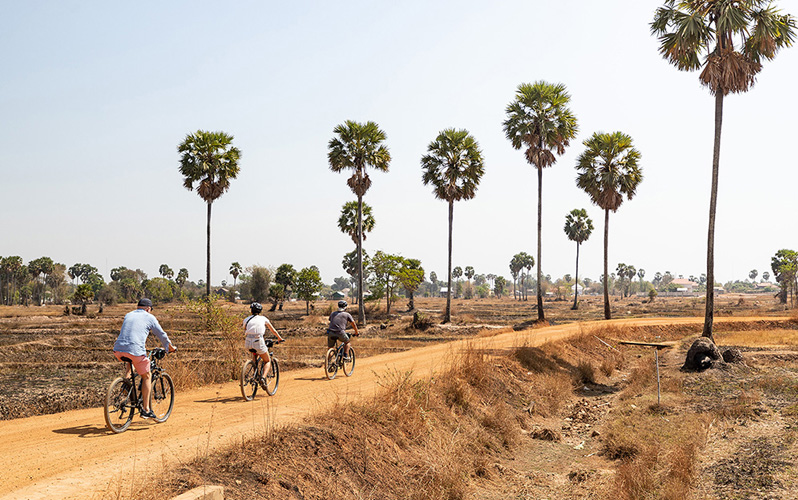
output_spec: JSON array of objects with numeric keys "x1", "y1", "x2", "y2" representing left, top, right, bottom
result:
[{"x1": 133, "y1": 329, "x2": 637, "y2": 500}]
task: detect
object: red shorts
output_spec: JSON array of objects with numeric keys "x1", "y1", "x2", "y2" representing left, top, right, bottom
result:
[{"x1": 114, "y1": 351, "x2": 150, "y2": 375}]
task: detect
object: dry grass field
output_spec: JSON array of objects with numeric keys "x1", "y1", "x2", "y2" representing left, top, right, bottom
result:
[
  {"x1": 0, "y1": 293, "x2": 791, "y2": 420},
  {"x1": 132, "y1": 308, "x2": 798, "y2": 500},
  {"x1": 1, "y1": 293, "x2": 797, "y2": 499}
]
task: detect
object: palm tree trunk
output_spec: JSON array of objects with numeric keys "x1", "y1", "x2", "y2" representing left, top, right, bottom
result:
[
  {"x1": 703, "y1": 91, "x2": 723, "y2": 341},
  {"x1": 206, "y1": 202, "x2": 212, "y2": 298},
  {"x1": 444, "y1": 200, "x2": 454, "y2": 323},
  {"x1": 356, "y1": 195, "x2": 366, "y2": 325},
  {"x1": 536, "y1": 166, "x2": 545, "y2": 321},
  {"x1": 572, "y1": 242, "x2": 580, "y2": 310},
  {"x1": 603, "y1": 208, "x2": 611, "y2": 320}
]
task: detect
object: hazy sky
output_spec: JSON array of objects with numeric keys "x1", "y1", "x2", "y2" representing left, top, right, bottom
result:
[{"x1": 2, "y1": 1, "x2": 797, "y2": 287}]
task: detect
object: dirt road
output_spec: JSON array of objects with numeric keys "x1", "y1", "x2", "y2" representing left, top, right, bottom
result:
[{"x1": 0, "y1": 316, "x2": 783, "y2": 499}]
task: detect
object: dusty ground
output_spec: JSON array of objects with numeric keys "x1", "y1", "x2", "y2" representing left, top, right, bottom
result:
[
  {"x1": 0, "y1": 293, "x2": 786, "y2": 420},
  {"x1": 468, "y1": 324, "x2": 798, "y2": 500},
  {"x1": 0, "y1": 295, "x2": 795, "y2": 499}
]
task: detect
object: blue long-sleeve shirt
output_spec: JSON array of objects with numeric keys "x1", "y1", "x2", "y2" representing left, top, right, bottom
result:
[{"x1": 113, "y1": 309, "x2": 172, "y2": 356}]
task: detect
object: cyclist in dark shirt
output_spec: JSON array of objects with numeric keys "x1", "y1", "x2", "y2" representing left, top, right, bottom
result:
[{"x1": 326, "y1": 300, "x2": 358, "y2": 360}]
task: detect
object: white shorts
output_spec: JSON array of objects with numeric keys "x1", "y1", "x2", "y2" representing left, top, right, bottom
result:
[{"x1": 245, "y1": 336, "x2": 268, "y2": 355}]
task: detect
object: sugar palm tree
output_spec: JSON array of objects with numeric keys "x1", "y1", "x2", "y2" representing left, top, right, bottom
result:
[
  {"x1": 421, "y1": 128, "x2": 485, "y2": 323},
  {"x1": 651, "y1": 0, "x2": 795, "y2": 340},
  {"x1": 338, "y1": 201, "x2": 376, "y2": 245},
  {"x1": 504, "y1": 81, "x2": 578, "y2": 322},
  {"x1": 563, "y1": 208, "x2": 594, "y2": 310},
  {"x1": 576, "y1": 131, "x2": 642, "y2": 320},
  {"x1": 229, "y1": 262, "x2": 242, "y2": 288},
  {"x1": 178, "y1": 130, "x2": 241, "y2": 297},
  {"x1": 328, "y1": 120, "x2": 391, "y2": 325}
]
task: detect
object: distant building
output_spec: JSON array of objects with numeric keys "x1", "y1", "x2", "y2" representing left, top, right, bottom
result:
[{"x1": 671, "y1": 279, "x2": 697, "y2": 294}]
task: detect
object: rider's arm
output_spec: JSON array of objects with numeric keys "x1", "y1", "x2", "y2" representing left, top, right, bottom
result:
[
  {"x1": 148, "y1": 316, "x2": 175, "y2": 352},
  {"x1": 266, "y1": 321, "x2": 285, "y2": 342},
  {"x1": 349, "y1": 320, "x2": 359, "y2": 336}
]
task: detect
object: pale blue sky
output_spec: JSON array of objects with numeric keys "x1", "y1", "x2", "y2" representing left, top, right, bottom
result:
[{"x1": 2, "y1": 1, "x2": 797, "y2": 287}]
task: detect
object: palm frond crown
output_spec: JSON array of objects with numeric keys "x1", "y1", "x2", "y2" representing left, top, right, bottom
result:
[
  {"x1": 651, "y1": 0, "x2": 796, "y2": 95},
  {"x1": 178, "y1": 130, "x2": 241, "y2": 203},
  {"x1": 328, "y1": 120, "x2": 391, "y2": 197},
  {"x1": 421, "y1": 128, "x2": 485, "y2": 202},
  {"x1": 575, "y1": 132, "x2": 642, "y2": 212},
  {"x1": 502, "y1": 81, "x2": 578, "y2": 169}
]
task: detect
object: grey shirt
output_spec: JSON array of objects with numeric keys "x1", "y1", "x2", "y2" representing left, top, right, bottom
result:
[{"x1": 327, "y1": 310, "x2": 354, "y2": 334}]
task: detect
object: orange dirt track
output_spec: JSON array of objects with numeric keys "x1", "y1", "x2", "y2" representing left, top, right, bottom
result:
[{"x1": 0, "y1": 316, "x2": 783, "y2": 499}]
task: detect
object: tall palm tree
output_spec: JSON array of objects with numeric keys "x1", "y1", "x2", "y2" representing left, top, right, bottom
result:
[
  {"x1": 651, "y1": 0, "x2": 795, "y2": 340},
  {"x1": 576, "y1": 131, "x2": 642, "y2": 320},
  {"x1": 338, "y1": 201, "x2": 376, "y2": 245},
  {"x1": 178, "y1": 130, "x2": 241, "y2": 297},
  {"x1": 328, "y1": 120, "x2": 391, "y2": 326},
  {"x1": 563, "y1": 208, "x2": 594, "y2": 310},
  {"x1": 503, "y1": 81, "x2": 578, "y2": 322},
  {"x1": 421, "y1": 128, "x2": 485, "y2": 323}
]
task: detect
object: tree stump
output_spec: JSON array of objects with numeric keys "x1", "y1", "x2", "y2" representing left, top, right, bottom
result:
[{"x1": 682, "y1": 337, "x2": 722, "y2": 371}]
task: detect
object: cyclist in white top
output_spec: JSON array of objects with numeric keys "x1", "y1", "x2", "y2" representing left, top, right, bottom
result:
[{"x1": 243, "y1": 302, "x2": 284, "y2": 376}]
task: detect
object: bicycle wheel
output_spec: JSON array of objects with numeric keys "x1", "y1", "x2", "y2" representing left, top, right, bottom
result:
[
  {"x1": 342, "y1": 346, "x2": 356, "y2": 377},
  {"x1": 324, "y1": 348, "x2": 338, "y2": 380},
  {"x1": 263, "y1": 359, "x2": 279, "y2": 396},
  {"x1": 241, "y1": 359, "x2": 259, "y2": 400},
  {"x1": 104, "y1": 377, "x2": 134, "y2": 433},
  {"x1": 150, "y1": 372, "x2": 174, "y2": 423}
]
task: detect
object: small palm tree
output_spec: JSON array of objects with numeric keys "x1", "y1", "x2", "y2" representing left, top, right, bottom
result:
[
  {"x1": 159, "y1": 264, "x2": 174, "y2": 280},
  {"x1": 328, "y1": 120, "x2": 391, "y2": 326},
  {"x1": 178, "y1": 130, "x2": 241, "y2": 297},
  {"x1": 564, "y1": 208, "x2": 593, "y2": 310},
  {"x1": 421, "y1": 128, "x2": 485, "y2": 323},
  {"x1": 504, "y1": 81, "x2": 578, "y2": 321},
  {"x1": 576, "y1": 131, "x2": 642, "y2": 320},
  {"x1": 338, "y1": 201, "x2": 376, "y2": 245},
  {"x1": 229, "y1": 262, "x2": 242, "y2": 288},
  {"x1": 651, "y1": 0, "x2": 795, "y2": 340}
]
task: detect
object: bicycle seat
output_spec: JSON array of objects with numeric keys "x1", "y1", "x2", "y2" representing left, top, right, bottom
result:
[
  {"x1": 248, "y1": 348, "x2": 258, "y2": 353},
  {"x1": 120, "y1": 356, "x2": 132, "y2": 363}
]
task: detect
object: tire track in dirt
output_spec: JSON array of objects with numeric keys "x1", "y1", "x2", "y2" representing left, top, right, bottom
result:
[{"x1": 0, "y1": 316, "x2": 788, "y2": 499}]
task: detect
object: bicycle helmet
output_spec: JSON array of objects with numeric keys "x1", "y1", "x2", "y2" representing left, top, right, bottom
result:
[
  {"x1": 338, "y1": 300, "x2": 347, "y2": 309},
  {"x1": 250, "y1": 302, "x2": 263, "y2": 314}
]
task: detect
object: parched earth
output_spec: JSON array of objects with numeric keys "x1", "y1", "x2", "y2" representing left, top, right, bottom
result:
[{"x1": 1, "y1": 315, "x2": 797, "y2": 499}]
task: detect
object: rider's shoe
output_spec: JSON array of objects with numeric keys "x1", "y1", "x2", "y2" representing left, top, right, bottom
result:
[
  {"x1": 140, "y1": 409, "x2": 156, "y2": 419},
  {"x1": 343, "y1": 356, "x2": 352, "y2": 362}
]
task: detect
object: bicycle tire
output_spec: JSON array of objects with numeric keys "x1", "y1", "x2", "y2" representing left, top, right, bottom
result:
[
  {"x1": 263, "y1": 359, "x2": 279, "y2": 396},
  {"x1": 150, "y1": 372, "x2": 174, "y2": 423},
  {"x1": 104, "y1": 377, "x2": 134, "y2": 433},
  {"x1": 324, "y1": 347, "x2": 338, "y2": 380},
  {"x1": 342, "y1": 346, "x2": 355, "y2": 377},
  {"x1": 241, "y1": 359, "x2": 259, "y2": 401}
]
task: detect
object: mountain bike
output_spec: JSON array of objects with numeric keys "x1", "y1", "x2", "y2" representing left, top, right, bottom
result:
[
  {"x1": 240, "y1": 339, "x2": 281, "y2": 400},
  {"x1": 104, "y1": 347, "x2": 175, "y2": 434},
  {"x1": 324, "y1": 340, "x2": 355, "y2": 380}
]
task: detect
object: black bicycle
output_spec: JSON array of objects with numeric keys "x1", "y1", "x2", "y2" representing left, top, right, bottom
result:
[
  {"x1": 240, "y1": 339, "x2": 281, "y2": 400},
  {"x1": 104, "y1": 348, "x2": 175, "y2": 434},
  {"x1": 324, "y1": 340, "x2": 355, "y2": 380}
]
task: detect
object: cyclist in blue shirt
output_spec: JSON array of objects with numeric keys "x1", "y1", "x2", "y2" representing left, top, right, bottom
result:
[{"x1": 113, "y1": 298, "x2": 176, "y2": 419}]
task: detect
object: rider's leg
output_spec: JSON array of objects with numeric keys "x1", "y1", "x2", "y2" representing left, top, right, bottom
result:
[
  {"x1": 258, "y1": 351, "x2": 272, "y2": 376},
  {"x1": 140, "y1": 371, "x2": 152, "y2": 412},
  {"x1": 343, "y1": 340, "x2": 351, "y2": 357}
]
